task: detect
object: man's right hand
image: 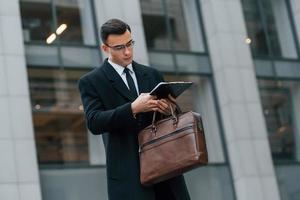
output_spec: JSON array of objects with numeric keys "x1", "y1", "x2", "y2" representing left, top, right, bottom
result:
[{"x1": 131, "y1": 93, "x2": 158, "y2": 115}]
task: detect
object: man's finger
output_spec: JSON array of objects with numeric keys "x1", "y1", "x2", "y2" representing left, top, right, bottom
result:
[{"x1": 158, "y1": 100, "x2": 169, "y2": 109}]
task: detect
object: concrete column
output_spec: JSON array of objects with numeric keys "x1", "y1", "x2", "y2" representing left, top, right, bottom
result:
[
  {"x1": 200, "y1": 0, "x2": 280, "y2": 200},
  {"x1": 93, "y1": 0, "x2": 149, "y2": 65},
  {"x1": 0, "y1": 1, "x2": 42, "y2": 200},
  {"x1": 290, "y1": 0, "x2": 300, "y2": 47}
]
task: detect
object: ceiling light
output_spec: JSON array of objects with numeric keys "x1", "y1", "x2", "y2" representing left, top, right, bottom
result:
[
  {"x1": 245, "y1": 37, "x2": 251, "y2": 44},
  {"x1": 35, "y1": 104, "x2": 41, "y2": 110},
  {"x1": 46, "y1": 33, "x2": 56, "y2": 44},
  {"x1": 56, "y1": 24, "x2": 67, "y2": 35}
]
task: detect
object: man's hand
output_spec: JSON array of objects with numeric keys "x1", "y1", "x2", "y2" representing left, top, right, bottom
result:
[
  {"x1": 131, "y1": 93, "x2": 177, "y2": 116},
  {"x1": 131, "y1": 93, "x2": 158, "y2": 114},
  {"x1": 156, "y1": 95, "x2": 176, "y2": 115}
]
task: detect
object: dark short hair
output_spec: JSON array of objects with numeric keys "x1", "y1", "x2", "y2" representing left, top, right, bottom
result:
[{"x1": 100, "y1": 19, "x2": 131, "y2": 44}]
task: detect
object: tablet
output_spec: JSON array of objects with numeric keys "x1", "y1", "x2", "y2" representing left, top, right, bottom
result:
[{"x1": 149, "y1": 82, "x2": 193, "y2": 98}]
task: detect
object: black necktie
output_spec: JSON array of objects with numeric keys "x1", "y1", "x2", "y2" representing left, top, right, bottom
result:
[{"x1": 124, "y1": 68, "x2": 138, "y2": 98}]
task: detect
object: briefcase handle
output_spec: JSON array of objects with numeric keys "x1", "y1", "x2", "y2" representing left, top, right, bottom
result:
[
  {"x1": 151, "y1": 103, "x2": 181, "y2": 133},
  {"x1": 167, "y1": 96, "x2": 182, "y2": 114}
]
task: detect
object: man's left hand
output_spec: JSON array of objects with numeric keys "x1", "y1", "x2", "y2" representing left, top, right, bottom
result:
[{"x1": 156, "y1": 95, "x2": 176, "y2": 115}]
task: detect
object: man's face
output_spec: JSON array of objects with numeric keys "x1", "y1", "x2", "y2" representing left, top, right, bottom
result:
[{"x1": 102, "y1": 30, "x2": 134, "y2": 67}]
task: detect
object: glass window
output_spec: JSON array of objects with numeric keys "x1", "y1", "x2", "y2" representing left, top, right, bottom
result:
[
  {"x1": 164, "y1": 74, "x2": 225, "y2": 163},
  {"x1": 40, "y1": 166, "x2": 234, "y2": 200},
  {"x1": 276, "y1": 165, "x2": 300, "y2": 200},
  {"x1": 140, "y1": 0, "x2": 205, "y2": 52},
  {"x1": 140, "y1": 0, "x2": 169, "y2": 50},
  {"x1": 28, "y1": 68, "x2": 89, "y2": 165},
  {"x1": 261, "y1": 0, "x2": 282, "y2": 58},
  {"x1": 242, "y1": 0, "x2": 298, "y2": 59},
  {"x1": 185, "y1": 166, "x2": 235, "y2": 200},
  {"x1": 20, "y1": 0, "x2": 96, "y2": 45},
  {"x1": 242, "y1": 0, "x2": 269, "y2": 57},
  {"x1": 40, "y1": 168, "x2": 108, "y2": 200},
  {"x1": 258, "y1": 79, "x2": 300, "y2": 161},
  {"x1": 54, "y1": 0, "x2": 96, "y2": 45},
  {"x1": 20, "y1": 0, "x2": 53, "y2": 43},
  {"x1": 291, "y1": 1, "x2": 300, "y2": 50}
]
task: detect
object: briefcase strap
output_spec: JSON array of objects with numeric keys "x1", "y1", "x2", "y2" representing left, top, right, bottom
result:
[
  {"x1": 174, "y1": 102, "x2": 182, "y2": 113},
  {"x1": 166, "y1": 96, "x2": 182, "y2": 114},
  {"x1": 151, "y1": 104, "x2": 181, "y2": 132}
]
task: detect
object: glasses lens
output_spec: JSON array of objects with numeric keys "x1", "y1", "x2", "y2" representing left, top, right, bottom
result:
[
  {"x1": 113, "y1": 45, "x2": 125, "y2": 51},
  {"x1": 109, "y1": 40, "x2": 135, "y2": 51},
  {"x1": 127, "y1": 40, "x2": 135, "y2": 48}
]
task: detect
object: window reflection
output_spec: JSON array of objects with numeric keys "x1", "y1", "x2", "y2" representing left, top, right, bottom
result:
[
  {"x1": 242, "y1": 0, "x2": 269, "y2": 56},
  {"x1": 141, "y1": 0, "x2": 170, "y2": 50},
  {"x1": 165, "y1": 0, "x2": 190, "y2": 51},
  {"x1": 20, "y1": 0, "x2": 53, "y2": 43},
  {"x1": 20, "y1": 0, "x2": 96, "y2": 45},
  {"x1": 258, "y1": 80, "x2": 300, "y2": 161},
  {"x1": 55, "y1": 0, "x2": 96, "y2": 45},
  {"x1": 242, "y1": 0, "x2": 298, "y2": 59},
  {"x1": 28, "y1": 68, "x2": 89, "y2": 165},
  {"x1": 261, "y1": 0, "x2": 282, "y2": 58},
  {"x1": 140, "y1": 0, "x2": 205, "y2": 52},
  {"x1": 276, "y1": 165, "x2": 300, "y2": 200},
  {"x1": 55, "y1": 1, "x2": 83, "y2": 44}
]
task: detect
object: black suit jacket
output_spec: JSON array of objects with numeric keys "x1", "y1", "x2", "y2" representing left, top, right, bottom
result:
[{"x1": 78, "y1": 59, "x2": 190, "y2": 200}]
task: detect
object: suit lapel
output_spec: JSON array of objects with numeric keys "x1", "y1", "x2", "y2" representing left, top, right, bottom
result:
[{"x1": 102, "y1": 60, "x2": 136, "y2": 101}]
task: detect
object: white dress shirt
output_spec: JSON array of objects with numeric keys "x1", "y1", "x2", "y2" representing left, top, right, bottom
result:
[{"x1": 108, "y1": 59, "x2": 140, "y2": 95}]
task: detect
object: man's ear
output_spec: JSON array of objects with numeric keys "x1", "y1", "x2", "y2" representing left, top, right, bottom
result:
[{"x1": 101, "y1": 44, "x2": 109, "y2": 53}]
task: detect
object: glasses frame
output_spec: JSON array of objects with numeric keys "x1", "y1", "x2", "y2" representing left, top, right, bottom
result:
[{"x1": 105, "y1": 39, "x2": 135, "y2": 51}]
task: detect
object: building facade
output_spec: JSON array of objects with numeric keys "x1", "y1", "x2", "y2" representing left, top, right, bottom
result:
[{"x1": 0, "y1": 0, "x2": 300, "y2": 199}]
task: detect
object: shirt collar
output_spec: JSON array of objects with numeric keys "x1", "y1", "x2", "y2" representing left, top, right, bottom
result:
[{"x1": 108, "y1": 59, "x2": 134, "y2": 76}]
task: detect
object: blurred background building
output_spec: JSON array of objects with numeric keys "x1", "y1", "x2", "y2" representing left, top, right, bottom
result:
[{"x1": 0, "y1": 0, "x2": 300, "y2": 199}]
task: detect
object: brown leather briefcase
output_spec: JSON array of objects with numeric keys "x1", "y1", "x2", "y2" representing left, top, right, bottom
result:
[{"x1": 138, "y1": 108, "x2": 208, "y2": 186}]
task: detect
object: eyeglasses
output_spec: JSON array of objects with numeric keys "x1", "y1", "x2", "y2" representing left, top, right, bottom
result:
[{"x1": 105, "y1": 40, "x2": 135, "y2": 51}]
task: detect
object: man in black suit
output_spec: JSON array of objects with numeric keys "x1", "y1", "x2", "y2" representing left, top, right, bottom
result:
[{"x1": 78, "y1": 19, "x2": 190, "y2": 200}]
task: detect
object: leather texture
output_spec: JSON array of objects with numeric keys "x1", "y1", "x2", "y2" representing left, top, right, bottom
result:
[{"x1": 138, "y1": 111, "x2": 208, "y2": 186}]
